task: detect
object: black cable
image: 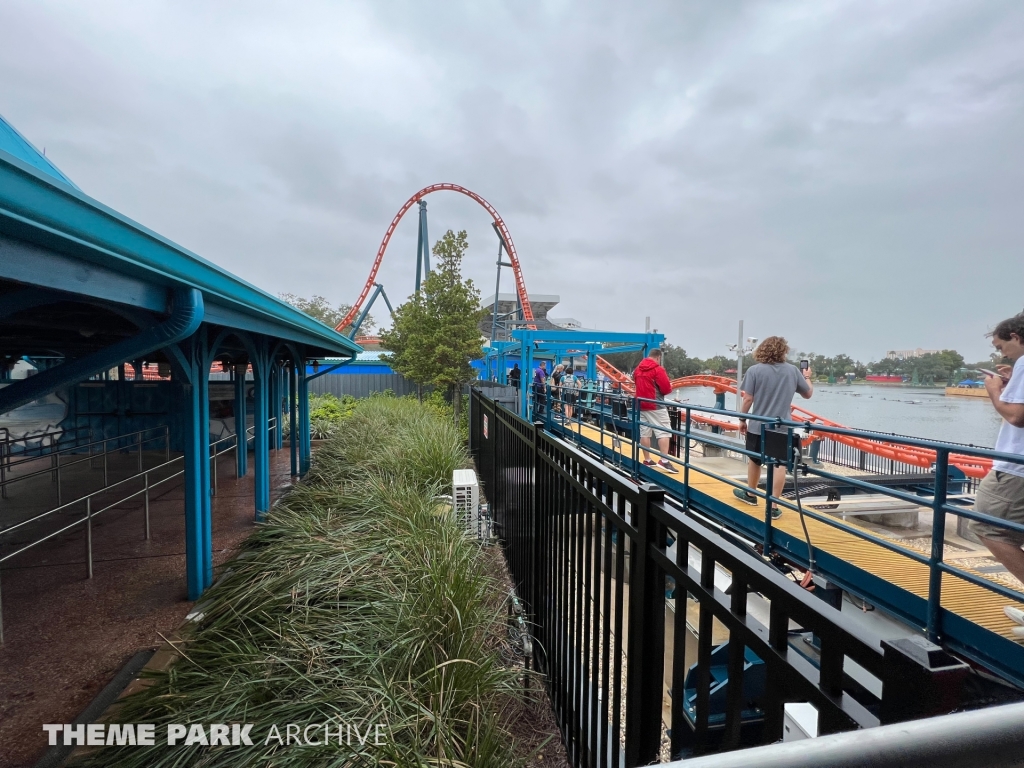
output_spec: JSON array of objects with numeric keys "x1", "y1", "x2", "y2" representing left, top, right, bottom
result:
[{"x1": 792, "y1": 446, "x2": 817, "y2": 576}]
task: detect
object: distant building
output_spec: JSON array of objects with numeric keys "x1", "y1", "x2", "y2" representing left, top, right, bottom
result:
[
  {"x1": 479, "y1": 293, "x2": 580, "y2": 340},
  {"x1": 886, "y1": 348, "x2": 940, "y2": 361}
]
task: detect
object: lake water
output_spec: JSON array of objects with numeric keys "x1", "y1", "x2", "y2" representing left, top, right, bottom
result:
[{"x1": 676, "y1": 384, "x2": 1004, "y2": 449}]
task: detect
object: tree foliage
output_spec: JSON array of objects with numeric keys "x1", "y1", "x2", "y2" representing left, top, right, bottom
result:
[
  {"x1": 380, "y1": 230, "x2": 483, "y2": 420},
  {"x1": 866, "y1": 349, "x2": 965, "y2": 384},
  {"x1": 279, "y1": 293, "x2": 375, "y2": 338}
]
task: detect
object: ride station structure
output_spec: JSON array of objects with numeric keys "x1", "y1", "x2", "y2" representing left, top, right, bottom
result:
[{"x1": 0, "y1": 113, "x2": 361, "y2": 622}]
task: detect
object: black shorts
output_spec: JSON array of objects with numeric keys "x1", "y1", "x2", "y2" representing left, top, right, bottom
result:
[{"x1": 745, "y1": 432, "x2": 763, "y2": 466}]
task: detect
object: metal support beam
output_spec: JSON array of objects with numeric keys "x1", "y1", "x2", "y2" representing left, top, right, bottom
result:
[
  {"x1": 234, "y1": 363, "x2": 248, "y2": 478},
  {"x1": 0, "y1": 287, "x2": 203, "y2": 415},
  {"x1": 253, "y1": 341, "x2": 271, "y2": 520},
  {"x1": 298, "y1": 360, "x2": 311, "y2": 476},
  {"x1": 289, "y1": 362, "x2": 298, "y2": 476}
]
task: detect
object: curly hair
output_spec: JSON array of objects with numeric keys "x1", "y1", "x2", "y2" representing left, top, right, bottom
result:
[
  {"x1": 990, "y1": 311, "x2": 1024, "y2": 342},
  {"x1": 754, "y1": 336, "x2": 789, "y2": 364}
]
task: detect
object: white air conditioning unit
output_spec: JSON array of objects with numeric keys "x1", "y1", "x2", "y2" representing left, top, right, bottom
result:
[{"x1": 453, "y1": 468, "x2": 488, "y2": 540}]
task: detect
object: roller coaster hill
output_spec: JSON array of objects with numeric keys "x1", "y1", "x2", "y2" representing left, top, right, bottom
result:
[{"x1": 340, "y1": 185, "x2": 1024, "y2": 765}]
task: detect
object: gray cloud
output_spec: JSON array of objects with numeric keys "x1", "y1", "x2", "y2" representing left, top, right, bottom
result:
[{"x1": 2, "y1": 0, "x2": 1022, "y2": 360}]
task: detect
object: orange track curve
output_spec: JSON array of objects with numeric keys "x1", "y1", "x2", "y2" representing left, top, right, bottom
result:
[
  {"x1": 596, "y1": 362, "x2": 992, "y2": 479},
  {"x1": 336, "y1": 183, "x2": 535, "y2": 333}
]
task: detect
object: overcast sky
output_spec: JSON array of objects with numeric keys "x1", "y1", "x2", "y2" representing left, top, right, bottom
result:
[{"x1": 2, "y1": 1, "x2": 1021, "y2": 361}]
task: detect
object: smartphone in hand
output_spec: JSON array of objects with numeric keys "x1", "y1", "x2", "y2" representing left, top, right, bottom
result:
[{"x1": 978, "y1": 368, "x2": 1009, "y2": 383}]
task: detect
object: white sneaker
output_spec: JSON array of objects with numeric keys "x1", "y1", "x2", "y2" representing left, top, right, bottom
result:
[
  {"x1": 1012, "y1": 626, "x2": 1024, "y2": 640},
  {"x1": 1004, "y1": 606, "x2": 1024, "y2": 626}
]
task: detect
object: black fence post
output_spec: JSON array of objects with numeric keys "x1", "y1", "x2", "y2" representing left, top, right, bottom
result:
[
  {"x1": 531, "y1": 420, "x2": 544, "y2": 634},
  {"x1": 624, "y1": 483, "x2": 666, "y2": 767}
]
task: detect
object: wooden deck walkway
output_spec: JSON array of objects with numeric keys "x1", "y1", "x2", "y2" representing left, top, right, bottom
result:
[{"x1": 560, "y1": 420, "x2": 1023, "y2": 643}]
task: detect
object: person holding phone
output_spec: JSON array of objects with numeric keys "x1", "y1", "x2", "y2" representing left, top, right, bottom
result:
[
  {"x1": 970, "y1": 311, "x2": 1024, "y2": 637},
  {"x1": 734, "y1": 336, "x2": 813, "y2": 518}
]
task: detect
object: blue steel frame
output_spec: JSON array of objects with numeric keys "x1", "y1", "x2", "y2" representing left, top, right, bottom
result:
[
  {"x1": 541, "y1": 385, "x2": 1024, "y2": 689},
  {"x1": 0, "y1": 144, "x2": 362, "y2": 603},
  {"x1": 481, "y1": 329, "x2": 665, "y2": 419}
]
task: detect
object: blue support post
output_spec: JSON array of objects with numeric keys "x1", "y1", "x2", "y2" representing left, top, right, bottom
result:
[
  {"x1": 299, "y1": 363, "x2": 311, "y2": 475},
  {"x1": 199, "y1": 350, "x2": 213, "y2": 589},
  {"x1": 179, "y1": 338, "x2": 212, "y2": 600},
  {"x1": 234, "y1": 363, "x2": 248, "y2": 478},
  {"x1": 273, "y1": 363, "x2": 284, "y2": 450},
  {"x1": 289, "y1": 362, "x2": 298, "y2": 476},
  {"x1": 253, "y1": 347, "x2": 271, "y2": 520}
]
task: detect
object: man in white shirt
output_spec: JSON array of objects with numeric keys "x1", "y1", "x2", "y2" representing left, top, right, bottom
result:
[{"x1": 970, "y1": 312, "x2": 1024, "y2": 637}]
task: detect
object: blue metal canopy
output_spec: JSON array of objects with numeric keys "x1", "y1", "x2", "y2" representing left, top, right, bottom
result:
[{"x1": 0, "y1": 141, "x2": 361, "y2": 358}]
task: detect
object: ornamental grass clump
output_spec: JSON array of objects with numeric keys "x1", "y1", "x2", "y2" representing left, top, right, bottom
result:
[{"x1": 84, "y1": 397, "x2": 525, "y2": 767}]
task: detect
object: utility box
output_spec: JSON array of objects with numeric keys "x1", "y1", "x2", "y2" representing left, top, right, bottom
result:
[
  {"x1": 783, "y1": 703, "x2": 819, "y2": 742},
  {"x1": 453, "y1": 469, "x2": 488, "y2": 540}
]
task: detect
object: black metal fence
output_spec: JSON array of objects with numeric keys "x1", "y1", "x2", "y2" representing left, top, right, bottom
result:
[{"x1": 468, "y1": 389, "x2": 939, "y2": 766}]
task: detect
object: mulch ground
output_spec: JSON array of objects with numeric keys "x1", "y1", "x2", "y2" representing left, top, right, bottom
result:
[{"x1": 0, "y1": 449, "x2": 294, "y2": 768}]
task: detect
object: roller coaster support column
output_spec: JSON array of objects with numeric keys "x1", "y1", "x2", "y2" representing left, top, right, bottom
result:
[
  {"x1": 490, "y1": 222, "x2": 513, "y2": 349},
  {"x1": 414, "y1": 200, "x2": 430, "y2": 293}
]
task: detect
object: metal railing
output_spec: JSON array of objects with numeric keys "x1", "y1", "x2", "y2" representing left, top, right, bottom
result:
[
  {"x1": 470, "y1": 387, "x2": 1024, "y2": 766},
  {"x1": 0, "y1": 418, "x2": 276, "y2": 644},
  {"x1": 539, "y1": 384, "x2": 1024, "y2": 680},
  {"x1": 0, "y1": 426, "x2": 169, "y2": 503},
  {"x1": 0, "y1": 426, "x2": 95, "y2": 499}
]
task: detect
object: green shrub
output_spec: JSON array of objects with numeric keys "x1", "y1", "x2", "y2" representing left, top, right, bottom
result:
[{"x1": 84, "y1": 397, "x2": 526, "y2": 767}]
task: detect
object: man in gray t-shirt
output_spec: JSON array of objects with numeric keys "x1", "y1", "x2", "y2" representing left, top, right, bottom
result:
[{"x1": 734, "y1": 336, "x2": 813, "y2": 518}]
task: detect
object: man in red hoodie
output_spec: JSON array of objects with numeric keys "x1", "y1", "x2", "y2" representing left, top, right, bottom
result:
[{"x1": 633, "y1": 348, "x2": 678, "y2": 473}]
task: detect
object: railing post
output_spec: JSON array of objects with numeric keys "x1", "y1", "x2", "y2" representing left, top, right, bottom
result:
[
  {"x1": 531, "y1": 420, "x2": 544, "y2": 629},
  {"x1": 631, "y1": 395, "x2": 640, "y2": 477},
  {"x1": 103, "y1": 438, "x2": 108, "y2": 487},
  {"x1": 165, "y1": 425, "x2": 170, "y2": 464},
  {"x1": 85, "y1": 497, "x2": 93, "y2": 579},
  {"x1": 762, "y1": 426, "x2": 774, "y2": 557},
  {"x1": 927, "y1": 449, "x2": 950, "y2": 642},
  {"x1": 683, "y1": 408, "x2": 692, "y2": 510},
  {"x1": 144, "y1": 472, "x2": 150, "y2": 540},
  {"x1": 137, "y1": 431, "x2": 143, "y2": 473},
  {"x1": 624, "y1": 483, "x2": 666, "y2": 767}
]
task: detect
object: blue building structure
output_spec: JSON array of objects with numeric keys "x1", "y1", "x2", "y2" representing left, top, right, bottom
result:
[{"x1": 0, "y1": 114, "x2": 361, "y2": 600}]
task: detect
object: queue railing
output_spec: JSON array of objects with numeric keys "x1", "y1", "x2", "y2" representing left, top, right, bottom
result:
[
  {"x1": 0, "y1": 418, "x2": 276, "y2": 644},
  {"x1": 470, "y1": 386, "x2": 1024, "y2": 766},
  {"x1": 544, "y1": 385, "x2": 1024, "y2": 667}
]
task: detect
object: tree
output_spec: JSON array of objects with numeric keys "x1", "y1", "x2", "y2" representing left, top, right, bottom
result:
[
  {"x1": 380, "y1": 230, "x2": 483, "y2": 422},
  {"x1": 279, "y1": 293, "x2": 375, "y2": 339}
]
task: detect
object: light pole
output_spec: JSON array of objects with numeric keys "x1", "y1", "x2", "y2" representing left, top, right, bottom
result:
[{"x1": 727, "y1": 320, "x2": 757, "y2": 410}]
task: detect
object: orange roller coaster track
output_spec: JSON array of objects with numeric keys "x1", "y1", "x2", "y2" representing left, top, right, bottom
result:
[
  {"x1": 335, "y1": 183, "x2": 535, "y2": 333},
  {"x1": 598, "y1": 364, "x2": 992, "y2": 479}
]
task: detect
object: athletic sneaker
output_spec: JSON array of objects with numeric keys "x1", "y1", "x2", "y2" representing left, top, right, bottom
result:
[
  {"x1": 1005, "y1": 606, "x2": 1024, "y2": 626},
  {"x1": 658, "y1": 460, "x2": 678, "y2": 474},
  {"x1": 1012, "y1": 626, "x2": 1024, "y2": 640},
  {"x1": 733, "y1": 488, "x2": 757, "y2": 505},
  {"x1": 771, "y1": 507, "x2": 783, "y2": 520},
  {"x1": 642, "y1": 459, "x2": 657, "y2": 467}
]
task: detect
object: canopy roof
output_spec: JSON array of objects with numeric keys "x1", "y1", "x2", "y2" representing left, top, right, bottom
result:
[{"x1": 0, "y1": 117, "x2": 360, "y2": 359}]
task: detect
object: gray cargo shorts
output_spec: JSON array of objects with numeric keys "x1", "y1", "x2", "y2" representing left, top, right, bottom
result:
[{"x1": 970, "y1": 470, "x2": 1024, "y2": 546}]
